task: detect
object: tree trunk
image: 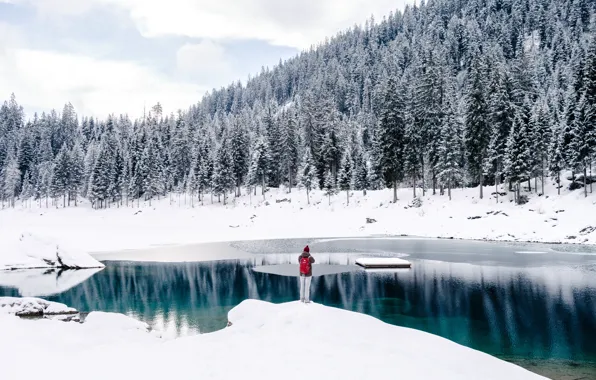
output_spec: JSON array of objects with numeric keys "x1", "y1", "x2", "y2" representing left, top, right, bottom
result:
[
  {"x1": 448, "y1": 179, "x2": 452, "y2": 201},
  {"x1": 527, "y1": 178, "x2": 531, "y2": 192},
  {"x1": 590, "y1": 160, "x2": 593, "y2": 193},
  {"x1": 584, "y1": 166, "x2": 588, "y2": 198},
  {"x1": 288, "y1": 164, "x2": 292, "y2": 193},
  {"x1": 306, "y1": 188, "x2": 310, "y2": 205},
  {"x1": 346, "y1": 190, "x2": 349, "y2": 205},
  {"x1": 393, "y1": 180, "x2": 398, "y2": 203},
  {"x1": 495, "y1": 176, "x2": 498, "y2": 204},
  {"x1": 534, "y1": 177, "x2": 537, "y2": 194},
  {"x1": 541, "y1": 158, "x2": 545, "y2": 196},
  {"x1": 479, "y1": 173, "x2": 484, "y2": 199},
  {"x1": 413, "y1": 177, "x2": 416, "y2": 198},
  {"x1": 421, "y1": 157, "x2": 426, "y2": 196},
  {"x1": 557, "y1": 171, "x2": 561, "y2": 195},
  {"x1": 262, "y1": 175, "x2": 266, "y2": 200},
  {"x1": 432, "y1": 170, "x2": 436, "y2": 195},
  {"x1": 516, "y1": 181, "x2": 521, "y2": 205}
]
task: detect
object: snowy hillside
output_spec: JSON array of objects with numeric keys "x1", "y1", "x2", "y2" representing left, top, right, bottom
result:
[
  {"x1": 1, "y1": 175, "x2": 594, "y2": 259},
  {"x1": 0, "y1": 298, "x2": 547, "y2": 380}
]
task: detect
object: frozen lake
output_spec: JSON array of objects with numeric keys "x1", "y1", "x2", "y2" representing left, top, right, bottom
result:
[{"x1": 1, "y1": 237, "x2": 596, "y2": 379}]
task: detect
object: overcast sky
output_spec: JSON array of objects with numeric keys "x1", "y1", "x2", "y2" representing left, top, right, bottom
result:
[{"x1": 0, "y1": 0, "x2": 412, "y2": 119}]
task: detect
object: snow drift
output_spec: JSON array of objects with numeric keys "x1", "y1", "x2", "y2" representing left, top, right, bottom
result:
[
  {"x1": 0, "y1": 298, "x2": 546, "y2": 380},
  {"x1": 0, "y1": 232, "x2": 104, "y2": 271}
]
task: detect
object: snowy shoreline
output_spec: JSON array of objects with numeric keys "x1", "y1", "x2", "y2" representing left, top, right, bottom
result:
[
  {"x1": 0, "y1": 233, "x2": 105, "y2": 272},
  {"x1": 0, "y1": 297, "x2": 547, "y2": 380},
  {"x1": 1, "y1": 178, "x2": 595, "y2": 263}
]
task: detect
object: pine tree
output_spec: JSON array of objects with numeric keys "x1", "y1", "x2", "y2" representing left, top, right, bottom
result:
[
  {"x1": 229, "y1": 120, "x2": 249, "y2": 197},
  {"x1": 530, "y1": 100, "x2": 552, "y2": 195},
  {"x1": 352, "y1": 147, "x2": 369, "y2": 196},
  {"x1": 377, "y1": 77, "x2": 406, "y2": 202},
  {"x1": 20, "y1": 170, "x2": 32, "y2": 207},
  {"x1": 212, "y1": 134, "x2": 235, "y2": 205},
  {"x1": 51, "y1": 145, "x2": 70, "y2": 207},
  {"x1": 485, "y1": 67, "x2": 514, "y2": 198},
  {"x1": 504, "y1": 112, "x2": 531, "y2": 204},
  {"x1": 89, "y1": 140, "x2": 113, "y2": 208},
  {"x1": 280, "y1": 110, "x2": 300, "y2": 192},
  {"x1": 404, "y1": 123, "x2": 422, "y2": 198},
  {"x1": 464, "y1": 57, "x2": 490, "y2": 199},
  {"x1": 337, "y1": 149, "x2": 353, "y2": 204},
  {"x1": 437, "y1": 93, "x2": 464, "y2": 201},
  {"x1": 582, "y1": 36, "x2": 596, "y2": 193},
  {"x1": 323, "y1": 169, "x2": 336, "y2": 205},
  {"x1": 197, "y1": 158, "x2": 210, "y2": 204},
  {"x1": 69, "y1": 141, "x2": 85, "y2": 206},
  {"x1": 548, "y1": 124, "x2": 564, "y2": 195},
  {"x1": 247, "y1": 137, "x2": 270, "y2": 199},
  {"x1": 298, "y1": 150, "x2": 316, "y2": 204},
  {"x1": 1, "y1": 154, "x2": 20, "y2": 207}
]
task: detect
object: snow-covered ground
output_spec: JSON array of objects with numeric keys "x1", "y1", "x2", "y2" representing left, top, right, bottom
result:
[
  {"x1": 0, "y1": 298, "x2": 546, "y2": 380},
  {"x1": 1, "y1": 176, "x2": 594, "y2": 262},
  {"x1": 0, "y1": 233, "x2": 104, "y2": 271}
]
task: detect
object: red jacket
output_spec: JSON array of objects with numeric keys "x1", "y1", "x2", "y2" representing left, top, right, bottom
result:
[{"x1": 298, "y1": 252, "x2": 315, "y2": 277}]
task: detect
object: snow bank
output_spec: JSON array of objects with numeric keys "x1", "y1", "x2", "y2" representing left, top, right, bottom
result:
[
  {"x1": 0, "y1": 232, "x2": 104, "y2": 271},
  {"x1": 0, "y1": 299, "x2": 546, "y2": 380},
  {"x1": 0, "y1": 175, "x2": 594, "y2": 258},
  {"x1": 0, "y1": 296, "x2": 77, "y2": 316}
]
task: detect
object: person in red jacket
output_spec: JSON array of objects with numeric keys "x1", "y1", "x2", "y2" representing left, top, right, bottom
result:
[{"x1": 298, "y1": 245, "x2": 315, "y2": 303}]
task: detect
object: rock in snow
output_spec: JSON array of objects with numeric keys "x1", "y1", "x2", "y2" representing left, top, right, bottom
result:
[
  {"x1": 0, "y1": 232, "x2": 104, "y2": 271},
  {"x1": 0, "y1": 299, "x2": 547, "y2": 380},
  {"x1": 0, "y1": 297, "x2": 78, "y2": 316}
]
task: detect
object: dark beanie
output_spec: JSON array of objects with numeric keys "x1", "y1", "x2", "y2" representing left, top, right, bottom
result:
[{"x1": 303, "y1": 245, "x2": 310, "y2": 253}]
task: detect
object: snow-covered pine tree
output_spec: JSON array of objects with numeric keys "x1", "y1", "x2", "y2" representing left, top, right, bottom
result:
[
  {"x1": 247, "y1": 137, "x2": 270, "y2": 199},
  {"x1": 229, "y1": 118, "x2": 249, "y2": 197},
  {"x1": 212, "y1": 133, "x2": 235, "y2": 205},
  {"x1": 548, "y1": 123, "x2": 565, "y2": 195},
  {"x1": 352, "y1": 145, "x2": 369, "y2": 196},
  {"x1": 437, "y1": 87, "x2": 464, "y2": 201},
  {"x1": 263, "y1": 107, "x2": 282, "y2": 186},
  {"x1": 1, "y1": 154, "x2": 20, "y2": 208},
  {"x1": 20, "y1": 170, "x2": 32, "y2": 207},
  {"x1": 323, "y1": 169, "x2": 336, "y2": 205},
  {"x1": 280, "y1": 110, "x2": 300, "y2": 192},
  {"x1": 298, "y1": 150, "x2": 317, "y2": 204},
  {"x1": 170, "y1": 112, "x2": 192, "y2": 189},
  {"x1": 464, "y1": 56, "x2": 490, "y2": 199},
  {"x1": 68, "y1": 141, "x2": 85, "y2": 206},
  {"x1": 337, "y1": 149, "x2": 353, "y2": 204},
  {"x1": 404, "y1": 122, "x2": 422, "y2": 198},
  {"x1": 485, "y1": 65, "x2": 514, "y2": 198},
  {"x1": 51, "y1": 145, "x2": 70, "y2": 207},
  {"x1": 582, "y1": 36, "x2": 596, "y2": 193},
  {"x1": 377, "y1": 77, "x2": 406, "y2": 202},
  {"x1": 504, "y1": 112, "x2": 531, "y2": 204},
  {"x1": 89, "y1": 140, "x2": 112, "y2": 208},
  {"x1": 530, "y1": 99, "x2": 552, "y2": 195},
  {"x1": 197, "y1": 158, "x2": 210, "y2": 205}
]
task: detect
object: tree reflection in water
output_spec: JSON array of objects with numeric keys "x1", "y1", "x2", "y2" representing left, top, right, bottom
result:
[{"x1": 1, "y1": 256, "x2": 595, "y2": 363}]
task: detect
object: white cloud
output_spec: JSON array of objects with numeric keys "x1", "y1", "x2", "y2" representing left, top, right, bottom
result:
[
  {"x1": 12, "y1": 0, "x2": 413, "y2": 49},
  {"x1": 176, "y1": 40, "x2": 235, "y2": 86},
  {"x1": 0, "y1": 42, "x2": 204, "y2": 119}
]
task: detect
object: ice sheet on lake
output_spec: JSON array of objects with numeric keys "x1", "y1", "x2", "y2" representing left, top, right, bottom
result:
[
  {"x1": 0, "y1": 267, "x2": 103, "y2": 296},
  {"x1": 252, "y1": 263, "x2": 359, "y2": 277}
]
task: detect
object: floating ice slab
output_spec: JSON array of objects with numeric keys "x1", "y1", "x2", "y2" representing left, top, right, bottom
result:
[
  {"x1": 252, "y1": 263, "x2": 359, "y2": 277},
  {"x1": 355, "y1": 257, "x2": 412, "y2": 269}
]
